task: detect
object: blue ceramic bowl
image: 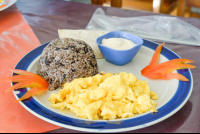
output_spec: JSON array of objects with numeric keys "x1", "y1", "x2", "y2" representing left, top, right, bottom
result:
[{"x1": 96, "y1": 31, "x2": 143, "y2": 66}]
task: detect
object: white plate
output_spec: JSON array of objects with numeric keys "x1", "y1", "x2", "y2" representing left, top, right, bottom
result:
[{"x1": 13, "y1": 39, "x2": 193, "y2": 133}]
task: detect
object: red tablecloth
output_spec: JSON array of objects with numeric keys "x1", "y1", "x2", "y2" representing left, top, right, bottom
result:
[{"x1": 0, "y1": 5, "x2": 60, "y2": 133}]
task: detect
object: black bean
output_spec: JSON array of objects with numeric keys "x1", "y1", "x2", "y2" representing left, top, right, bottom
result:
[
  {"x1": 45, "y1": 57, "x2": 51, "y2": 65},
  {"x1": 92, "y1": 54, "x2": 95, "y2": 59},
  {"x1": 51, "y1": 57, "x2": 55, "y2": 60},
  {"x1": 89, "y1": 61, "x2": 94, "y2": 67},
  {"x1": 72, "y1": 69, "x2": 76, "y2": 72},
  {"x1": 62, "y1": 47, "x2": 68, "y2": 50},
  {"x1": 69, "y1": 46, "x2": 75, "y2": 51},
  {"x1": 84, "y1": 47, "x2": 88, "y2": 53},
  {"x1": 55, "y1": 85, "x2": 59, "y2": 89},
  {"x1": 63, "y1": 74, "x2": 66, "y2": 79},
  {"x1": 76, "y1": 48, "x2": 81, "y2": 53},
  {"x1": 59, "y1": 63, "x2": 65, "y2": 66},
  {"x1": 56, "y1": 48, "x2": 60, "y2": 50}
]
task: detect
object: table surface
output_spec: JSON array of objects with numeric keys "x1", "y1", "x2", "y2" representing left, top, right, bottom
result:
[{"x1": 2, "y1": 0, "x2": 200, "y2": 133}]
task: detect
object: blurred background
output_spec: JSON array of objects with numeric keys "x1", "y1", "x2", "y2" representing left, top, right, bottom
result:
[{"x1": 65, "y1": 0, "x2": 200, "y2": 19}]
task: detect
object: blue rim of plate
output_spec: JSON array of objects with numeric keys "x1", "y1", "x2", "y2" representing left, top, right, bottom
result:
[{"x1": 13, "y1": 39, "x2": 193, "y2": 133}]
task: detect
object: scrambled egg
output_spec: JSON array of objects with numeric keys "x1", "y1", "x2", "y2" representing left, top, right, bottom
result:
[{"x1": 48, "y1": 72, "x2": 158, "y2": 120}]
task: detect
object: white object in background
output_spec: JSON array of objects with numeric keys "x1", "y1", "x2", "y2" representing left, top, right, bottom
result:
[{"x1": 86, "y1": 8, "x2": 200, "y2": 46}]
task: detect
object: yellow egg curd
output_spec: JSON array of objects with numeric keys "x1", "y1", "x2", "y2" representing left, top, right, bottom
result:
[{"x1": 48, "y1": 72, "x2": 158, "y2": 120}]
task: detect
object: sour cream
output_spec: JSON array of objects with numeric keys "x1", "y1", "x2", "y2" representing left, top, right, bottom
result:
[{"x1": 102, "y1": 38, "x2": 137, "y2": 50}]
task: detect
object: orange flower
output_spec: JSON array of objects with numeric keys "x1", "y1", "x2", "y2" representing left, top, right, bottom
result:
[
  {"x1": 141, "y1": 43, "x2": 195, "y2": 81},
  {"x1": 0, "y1": 69, "x2": 49, "y2": 102}
]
